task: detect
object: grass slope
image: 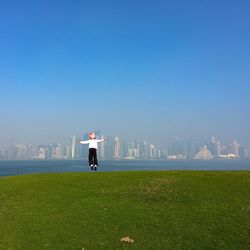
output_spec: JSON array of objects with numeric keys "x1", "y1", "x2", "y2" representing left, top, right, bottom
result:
[{"x1": 0, "y1": 171, "x2": 250, "y2": 249}]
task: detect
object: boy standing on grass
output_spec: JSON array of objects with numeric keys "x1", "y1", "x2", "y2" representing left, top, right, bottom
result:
[{"x1": 80, "y1": 132, "x2": 105, "y2": 171}]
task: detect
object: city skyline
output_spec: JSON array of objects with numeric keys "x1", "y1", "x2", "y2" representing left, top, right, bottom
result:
[
  {"x1": 1, "y1": 132, "x2": 250, "y2": 160},
  {"x1": 0, "y1": 130, "x2": 249, "y2": 148},
  {"x1": 1, "y1": 0, "x2": 250, "y2": 148}
]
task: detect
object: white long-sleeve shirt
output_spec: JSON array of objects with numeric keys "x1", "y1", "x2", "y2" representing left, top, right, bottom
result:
[{"x1": 80, "y1": 139, "x2": 104, "y2": 149}]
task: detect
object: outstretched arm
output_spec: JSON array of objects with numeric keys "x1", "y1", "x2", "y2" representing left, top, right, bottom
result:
[
  {"x1": 96, "y1": 139, "x2": 105, "y2": 143},
  {"x1": 80, "y1": 140, "x2": 89, "y2": 144}
]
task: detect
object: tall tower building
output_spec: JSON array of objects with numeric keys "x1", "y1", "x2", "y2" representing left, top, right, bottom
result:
[
  {"x1": 209, "y1": 136, "x2": 221, "y2": 158},
  {"x1": 114, "y1": 137, "x2": 121, "y2": 159},
  {"x1": 186, "y1": 139, "x2": 195, "y2": 159},
  {"x1": 209, "y1": 136, "x2": 216, "y2": 156},
  {"x1": 55, "y1": 144, "x2": 62, "y2": 159},
  {"x1": 71, "y1": 136, "x2": 76, "y2": 159},
  {"x1": 215, "y1": 141, "x2": 222, "y2": 157},
  {"x1": 38, "y1": 146, "x2": 46, "y2": 160},
  {"x1": 121, "y1": 139, "x2": 128, "y2": 159},
  {"x1": 105, "y1": 136, "x2": 115, "y2": 159},
  {"x1": 65, "y1": 145, "x2": 71, "y2": 159},
  {"x1": 8, "y1": 138, "x2": 15, "y2": 160},
  {"x1": 141, "y1": 141, "x2": 148, "y2": 159},
  {"x1": 161, "y1": 148, "x2": 168, "y2": 159},
  {"x1": 149, "y1": 144, "x2": 155, "y2": 159},
  {"x1": 171, "y1": 136, "x2": 189, "y2": 158},
  {"x1": 244, "y1": 146, "x2": 250, "y2": 158},
  {"x1": 231, "y1": 140, "x2": 240, "y2": 157},
  {"x1": 14, "y1": 144, "x2": 28, "y2": 160},
  {"x1": 37, "y1": 145, "x2": 50, "y2": 159},
  {"x1": 99, "y1": 135, "x2": 105, "y2": 159},
  {"x1": 135, "y1": 142, "x2": 140, "y2": 158},
  {"x1": 127, "y1": 141, "x2": 134, "y2": 158}
]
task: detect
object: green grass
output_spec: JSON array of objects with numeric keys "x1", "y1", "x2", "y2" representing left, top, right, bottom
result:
[{"x1": 0, "y1": 171, "x2": 250, "y2": 249}]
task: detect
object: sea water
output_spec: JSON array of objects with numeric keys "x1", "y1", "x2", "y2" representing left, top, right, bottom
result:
[{"x1": 0, "y1": 159, "x2": 250, "y2": 177}]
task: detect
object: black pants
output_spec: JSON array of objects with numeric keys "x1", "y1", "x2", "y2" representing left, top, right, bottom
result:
[{"x1": 89, "y1": 148, "x2": 98, "y2": 166}]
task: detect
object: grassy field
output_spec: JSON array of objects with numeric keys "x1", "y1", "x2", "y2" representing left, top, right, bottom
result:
[{"x1": 0, "y1": 171, "x2": 250, "y2": 249}]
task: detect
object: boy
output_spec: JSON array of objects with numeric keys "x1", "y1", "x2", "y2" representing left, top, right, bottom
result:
[{"x1": 80, "y1": 132, "x2": 105, "y2": 171}]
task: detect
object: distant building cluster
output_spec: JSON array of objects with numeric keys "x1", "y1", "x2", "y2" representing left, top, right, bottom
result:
[
  {"x1": 170, "y1": 136, "x2": 247, "y2": 160},
  {"x1": 0, "y1": 133, "x2": 250, "y2": 160}
]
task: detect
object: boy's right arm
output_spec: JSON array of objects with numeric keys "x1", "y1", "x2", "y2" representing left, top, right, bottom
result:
[{"x1": 80, "y1": 140, "x2": 89, "y2": 144}]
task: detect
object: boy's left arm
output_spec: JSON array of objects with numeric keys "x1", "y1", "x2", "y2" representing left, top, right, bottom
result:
[{"x1": 97, "y1": 139, "x2": 105, "y2": 143}]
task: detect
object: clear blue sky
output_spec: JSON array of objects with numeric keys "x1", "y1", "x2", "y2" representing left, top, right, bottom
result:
[{"x1": 0, "y1": 0, "x2": 249, "y2": 147}]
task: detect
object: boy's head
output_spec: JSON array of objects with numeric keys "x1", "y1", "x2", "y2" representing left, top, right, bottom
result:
[{"x1": 89, "y1": 132, "x2": 95, "y2": 139}]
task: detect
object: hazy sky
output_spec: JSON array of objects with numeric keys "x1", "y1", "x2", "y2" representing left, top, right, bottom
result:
[{"x1": 0, "y1": 0, "x2": 250, "y2": 148}]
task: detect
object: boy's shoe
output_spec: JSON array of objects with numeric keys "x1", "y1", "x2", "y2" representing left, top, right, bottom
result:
[
  {"x1": 90, "y1": 164, "x2": 94, "y2": 171},
  {"x1": 94, "y1": 165, "x2": 98, "y2": 171}
]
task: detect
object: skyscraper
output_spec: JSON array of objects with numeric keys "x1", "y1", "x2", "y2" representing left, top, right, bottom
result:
[
  {"x1": 209, "y1": 136, "x2": 221, "y2": 158},
  {"x1": 114, "y1": 136, "x2": 121, "y2": 159},
  {"x1": 244, "y1": 146, "x2": 250, "y2": 158},
  {"x1": 215, "y1": 141, "x2": 222, "y2": 157},
  {"x1": 231, "y1": 140, "x2": 240, "y2": 157},
  {"x1": 149, "y1": 144, "x2": 155, "y2": 159},
  {"x1": 142, "y1": 141, "x2": 148, "y2": 159},
  {"x1": 14, "y1": 144, "x2": 28, "y2": 159},
  {"x1": 37, "y1": 145, "x2": 50, "y2": 160},
  {"x1": 71, "y1": 136, "x2": 76, "y2": 159},
  {"x1": 105, "y1": 136, "x2": 115, "y2": 159}
]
